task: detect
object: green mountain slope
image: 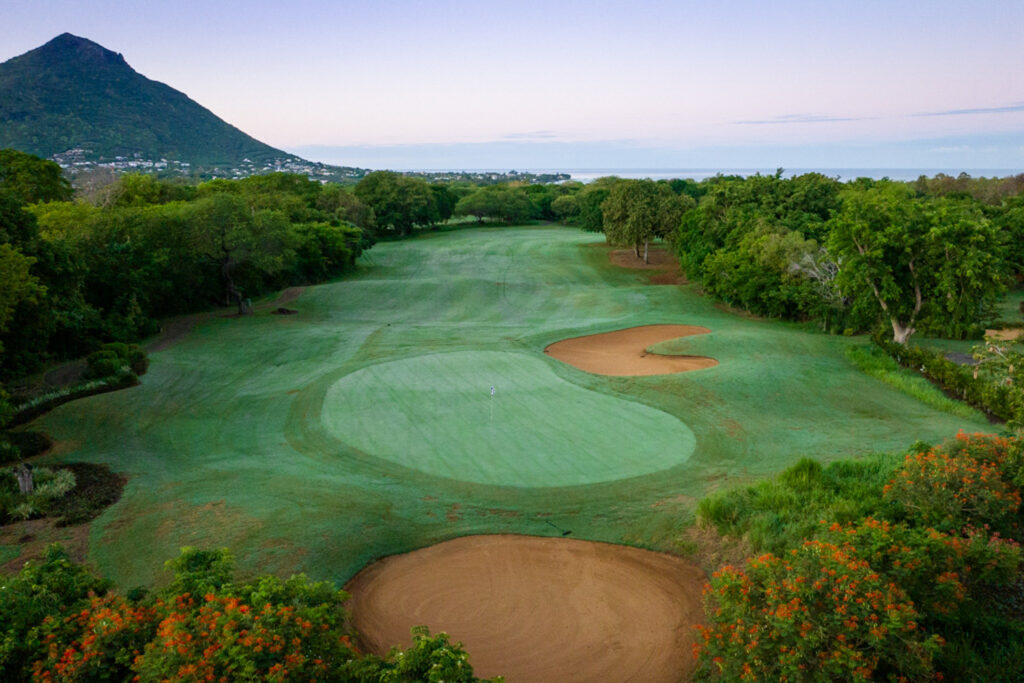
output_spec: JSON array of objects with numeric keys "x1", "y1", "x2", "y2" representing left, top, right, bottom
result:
[{"x1": 0, "y1": 33, "x2": 292, "y2": 167}]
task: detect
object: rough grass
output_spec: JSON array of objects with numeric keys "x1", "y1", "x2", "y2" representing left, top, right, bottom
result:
[
  {"x1": 28, "y1": 226, "x2": 992, "y2": 588},
  {"x1": 844, "y1": 345, "x2": 984, "y2": 420},
  {"x1": 696, "y1": 453, "x2": 903, "y2": 554}
]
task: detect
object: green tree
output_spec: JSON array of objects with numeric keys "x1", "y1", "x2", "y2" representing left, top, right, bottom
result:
[
  {"x1": 828, "y1": 183, "x2": 1006, "y2": 344},
  {"x1": 355, "y1": 171, "x2": 438, "y2": 236},
  {"x1": 550, "y1": 193, "x2": 579, "y2": 223},
  {"x1": 0, "y1": 149, "x2": 72, "y2": 204},
  {"x1": 575, "y1": 177, "x2": 620, "y2": 232},
  {"x1": 601, "y1": 179, "x2": 691, "y2": 263},
  {"x1": 186, "y1": 193, "x2": 294, "y2": 313},
  {"x1": 454, "y1": 185, "x2": 533, "y2": 224}
]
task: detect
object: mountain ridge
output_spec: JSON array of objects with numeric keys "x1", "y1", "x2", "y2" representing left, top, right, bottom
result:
[{"x1": 0, "y1": 33, "x2": 297, "y2": 169}]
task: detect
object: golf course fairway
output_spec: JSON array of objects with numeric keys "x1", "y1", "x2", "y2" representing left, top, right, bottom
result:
[{"x1": 27, "y1": 226, "x2": 991, "y2": 589}]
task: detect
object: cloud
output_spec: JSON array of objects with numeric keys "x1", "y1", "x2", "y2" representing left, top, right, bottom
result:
[
  {"x1": 733, "y1": 114, "x2": 865, "y2": 125},
  {"x1": 498, "y1": 131, "x2": 559, "y2": 140},
  {"x1": 915, "y1": 102, "x2": 1024, "y2": 117}
]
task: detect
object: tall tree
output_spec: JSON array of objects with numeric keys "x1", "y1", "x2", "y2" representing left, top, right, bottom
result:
[
  {"x1": 828, "y1": 183, "x2": 1006, "y2": 344},
  {"x1": 0, "y1": 149, "x2": 72, "y2": 204},
  {"x1": 186, "y1": 194, "x2": 294, "y2": 313},
  {"x1": 354, "y1": 171, "x2": 437, "y2": 236},
  {"x1": 601, "y1": 179, "x2": 692, "y2": 263}
]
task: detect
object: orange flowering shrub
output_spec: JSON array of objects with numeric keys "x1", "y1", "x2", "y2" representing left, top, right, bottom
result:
[
  {"x1": 133, "y1": 591, "x2": 358, "y2": 681},
  {"x1": 822, "y1": 518, "x2": 1022, "y2": 624},
  {"x1": 883, "y1": 433, "x2": 1022, "y2": 533},
  {"x1": 694, "y1": 540, "x2": 943, "y2": 681},
  {"x1": 21, "y1": 549, "x2": 496, "y2": 682},
  {"x1": 32, "y1": 594, "x2": 156, "y2": 681}
]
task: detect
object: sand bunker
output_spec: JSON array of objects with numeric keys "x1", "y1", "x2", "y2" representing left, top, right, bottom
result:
[
  {"x1": 346, "y1": 535, "x2": 706, "y2": 682},
  {"x1": 545, "y1": 324, "x2": 717, "y2": 376}
]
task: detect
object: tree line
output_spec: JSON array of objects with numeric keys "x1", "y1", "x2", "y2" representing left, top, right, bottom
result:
[{"x1": 549, "y1": 170, "x2": 1023, "y2": 345}]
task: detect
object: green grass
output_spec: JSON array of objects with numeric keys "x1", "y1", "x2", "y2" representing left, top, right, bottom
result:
[
  {"x1": 696, "y1": 454, "x2": 904, "y2": 554},
  {"x1": 30, "y1": 226, "x2": 993, "y2": 588},
  {"x1": 844, "y1": 346, "x2": 984, "y2": 420}
]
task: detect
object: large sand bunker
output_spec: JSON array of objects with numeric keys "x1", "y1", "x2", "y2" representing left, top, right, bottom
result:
[
  {"x1": 346, "y1": 535, "x2": 706, "y2": 682},
  {"x1": 545, "y1": 324, "x2": 718, "y2": 376}
]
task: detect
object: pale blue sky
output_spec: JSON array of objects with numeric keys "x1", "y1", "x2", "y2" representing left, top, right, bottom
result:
[{"x1": 3, "y1": 0, "x2": 1023, "y2": 168}]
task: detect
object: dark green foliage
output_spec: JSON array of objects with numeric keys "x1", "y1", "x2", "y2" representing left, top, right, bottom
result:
[
  {"x1": 8, "y1": 372, "x2": 139, "y2": 428},
  {"x1": 164, "y1": 546, "x2": 236, "y2": 595},
  {"x1": 0, "y1": 440, "x2": 18, "y2": 465},
  {"x1": 674, "y1": 171, "x2": 1016, "y2": 337},
  {"x1": 0, "y1": 34, "x2": 288, "y2": 166},
  {"x1": 85, "y1": 342, "x2": 147, "y2": 379},
  {"x1": 455, "y1": 184, "x2": 534, "y2": 224},
  {"x1": 0, "y1": 159, "x2": 365, "y2": 381},
  {"x1": 0, "y1": 149, "x2": 72, "y2": 204},
  {"x1": 2, "y1": 431, "x2": 52, "y2": 459},
  {"x1": 355, "y1": 171, "x2": 439, "y2": 236},
  {"x1": 0, "y1": 545, "x2": 110, "y2": 681}
]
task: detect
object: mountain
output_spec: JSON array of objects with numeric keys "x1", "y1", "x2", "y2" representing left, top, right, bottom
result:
[{"x1": 0, "y1": 33, "x2": 297, "y2": 169}]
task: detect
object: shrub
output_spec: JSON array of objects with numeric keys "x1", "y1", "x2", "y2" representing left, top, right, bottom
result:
[
  {"x1": 0, "y1": 466, "x2": 77, "y2": 524},
  {"x1": 695, "y1": 540, "x2": 943, "y2": 681},
  {"x1": 132, "y1": 591, "x2": 358, "y2": 682},
  {"x1": 84, "y1": 343, "x2": 148, "y2": 380},
  {"x1": 33, "y1": 593, "x2": 158, "y2": 681},
  {"x1": 0, "y1": 546, "x2": 110, "y2": 681},
  {"x1": 23, "y1": 547, "x2": 499, "y2": 682},
  {"x1": 821, "y1": 518, "x2": 1022, "y2": 625},
  {"x1": 0, "y1": 440, "x2": 19, "y2": 465},
  {"x1": 883, "y1": 442, "x2": 1021, "y2": 534}
]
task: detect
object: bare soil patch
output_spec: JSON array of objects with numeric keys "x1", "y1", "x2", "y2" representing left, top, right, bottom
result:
[
  {"x1": 0, "y1": 518, "x2": 91, "y2": 574},
  {"x1": 545, "y1": 324, "x2": 718, "y2": 376},
  {"x1": 148, "y1": 316, "x2": 201, "y2": 352},
  {"x1": 609, "y1": 248, "x2": 687, "y2": 285},
  {"x1": 987, "y1": 328, "x2": 1023, "y2": 341},
  {"x1": 609, "y1": 248, "x2": 675, "y2": 270},
  {"x1": 346, "y1": 534, "x2": 706, "y2": 682},
  {"x1": 269, "y1": 286, "x2": 305, "y2": 307}
]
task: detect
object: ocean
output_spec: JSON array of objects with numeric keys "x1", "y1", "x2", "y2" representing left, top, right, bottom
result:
[
  {"x1": 535, "y1": 168, "x2": 1021, "y2": 183},
  {"x1": 399, "y1": 168, "x2": 1022, "y2": 183}
]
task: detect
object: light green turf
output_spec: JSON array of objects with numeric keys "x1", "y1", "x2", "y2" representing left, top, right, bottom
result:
[
  {"x1": 323, "y1": 351, "x2": 696, "y2": 486},
  {"x1": 31, "y1": 226, "x2": 992, "y2": 588}
]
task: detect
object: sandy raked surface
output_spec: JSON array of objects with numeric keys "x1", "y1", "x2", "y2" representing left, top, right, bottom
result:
[
  {"x1": 545, "y1": 324, "x2": 718, "y2": 376},
  {"x1": 346, "y1": 535, "x2": 706, "y2": 682}
]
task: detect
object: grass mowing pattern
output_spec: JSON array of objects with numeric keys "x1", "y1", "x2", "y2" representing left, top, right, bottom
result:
[
  {"x1": 324, "y1": 351, "x2": 696, "y2": 486},
  {"x1": 844, "y1": 346, "x2": 984, "y2": 420},
  {"x1": 29, "y1": 227, "x2": 992, "y2": 588}
]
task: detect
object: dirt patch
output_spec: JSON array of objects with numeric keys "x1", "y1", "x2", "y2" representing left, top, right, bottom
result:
[
  {"x1": 609, "y1": 248, "x2": 687, "y2": 285},
  {"x1": 987, "y1": 328, "x2": 1023, "y2": 341},
  {"x1": 609, "y1": 248, "x2": 675, "y2": 270},
  {"x1": 0, "y1": 518, "x2": 92, "y2": 574},
  {"x1": 44, "y1": 361, "x2": 87, "y2": 388},
  {"x1": 148, "y1": 316, "x2": 200, "y2": 353},
  {"x1": 545, "y1": 324, "x2": 718, "y2": 376},
  {"x1": 268, "y1": 286, "x2": 305, "y2": 308},
  {"x1": 345, "y1": 535, "x2": 706, "y2": 682}
]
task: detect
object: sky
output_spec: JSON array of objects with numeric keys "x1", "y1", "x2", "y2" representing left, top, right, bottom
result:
[{"x1": 3, "y1": 0, "x2": 1024, "y2": 170}]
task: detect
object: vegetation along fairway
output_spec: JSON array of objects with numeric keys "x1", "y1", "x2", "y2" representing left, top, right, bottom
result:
[{"x1": 31, "y1": 225, "x2": 991, "y2": 588}]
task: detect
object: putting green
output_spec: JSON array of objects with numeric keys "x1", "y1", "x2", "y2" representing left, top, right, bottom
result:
[{"x1": 323, "y1": 351, "x2": 696, "y2": 486}]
